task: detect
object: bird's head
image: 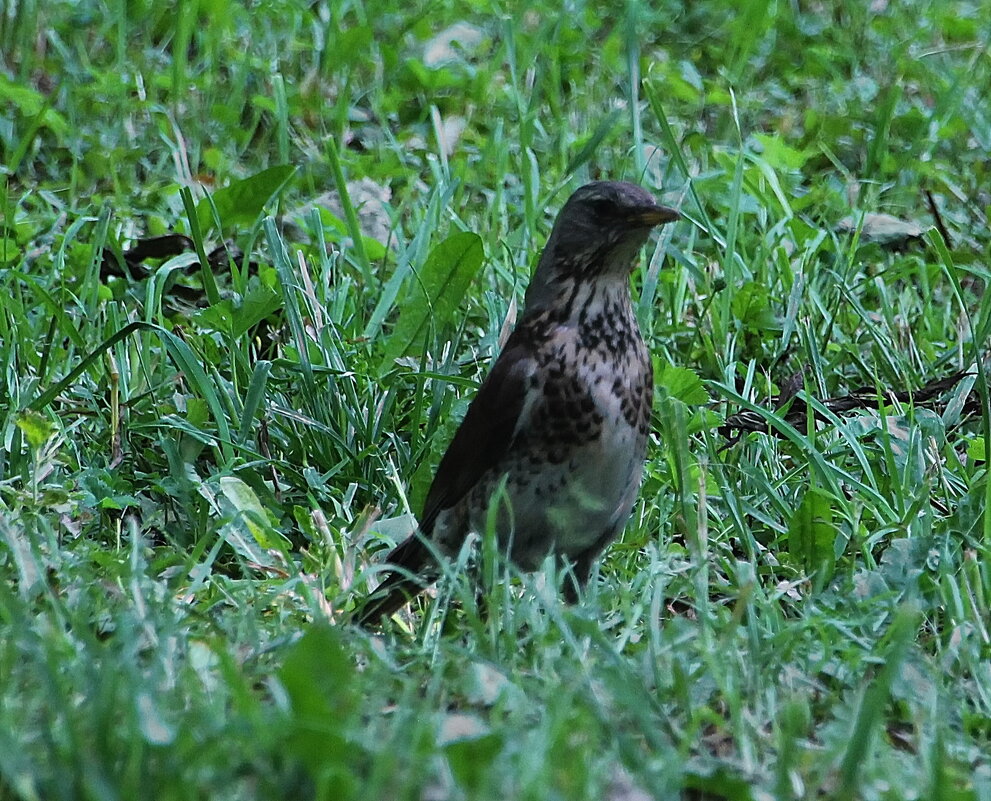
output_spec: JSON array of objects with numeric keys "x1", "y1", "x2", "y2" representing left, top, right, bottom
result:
[{"x1": 525, "y1": 181, "x2": 680, "y2": 312}]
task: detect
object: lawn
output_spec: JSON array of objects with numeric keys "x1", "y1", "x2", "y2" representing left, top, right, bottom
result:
[{"x1": 2, "y1": 0, "x2": 990, "y2": 798}]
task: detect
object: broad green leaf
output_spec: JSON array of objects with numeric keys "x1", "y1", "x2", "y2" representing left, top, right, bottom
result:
[
  {"x1": 754, "y1": 132, "x2": 810, "y2": 170},
  {"x1": 731, "y1": 281, "x2": 779, "y2": 333},
  {"x1": 78, "y1": 467, "x2": 139, "y2": 512},
  {"x1": 786, "y1": 487, "x2": 838, "y2": 581},
  {"x1": 196, "y1": 164, "x2": 296, "y2": 232},
  {"x1": 0, "y1": 75, "x2": 68, "y2": 134},
  {"x1": 444, "y1": 732, "x2": 502, "y2": 794},
  {"x1": 0, "y1": 75, "x2": 47, "y2": 115},
  {"x1": 336, "y1": 25, "x2": 373, "y2": 64},
  {"x1": 16, "y1": 410, "x2": 54, "y2": 449},
  {"x1": 657, "y1": 363, "x2": 709, "y2": 405},
  {"x1": 218, "y1": 475, "x2": 285, "y2": 551},
  {"x1": 684, "y1": 767, "x2": 758, "y2": 801},
  {"x1": 968, "y1": 436, "x2": 986, "y2": 462},
  {"x1": 185, "y1": 397, "x2": 210, "y2": 428},
  {"x1": 278, "y1": 626, "x2": 359, "y2": 792},
  {"x1": 381, "y1": 231, "x2": 484, "y2": 368},
  {"x1": 193, "y1": 283, "x2": 281, "y2": 337},
  {"x1": 279, "y1": 625, "x2": 356, "y2": 717},
  {"x1": 193, "y1": 301, "x2": 236, "y2": 335}
]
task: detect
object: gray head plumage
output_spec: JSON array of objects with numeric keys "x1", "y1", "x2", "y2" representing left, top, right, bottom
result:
[{"x1": 524, "y1": 181, "x2": 679, "y2": 313}]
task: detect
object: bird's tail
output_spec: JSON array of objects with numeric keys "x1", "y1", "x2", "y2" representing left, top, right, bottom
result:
[{"x1": 352, "y1": 534, "x2": 436, "y2": 626}]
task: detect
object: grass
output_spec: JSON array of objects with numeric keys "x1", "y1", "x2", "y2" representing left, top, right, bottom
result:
[{"x1": 2, "y1": 0, "x2": 991, "y2": 798}]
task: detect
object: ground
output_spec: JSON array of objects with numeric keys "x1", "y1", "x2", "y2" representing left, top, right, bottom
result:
[{"x1": 1, "y1": 1, "x2": 990, "y2": 799}]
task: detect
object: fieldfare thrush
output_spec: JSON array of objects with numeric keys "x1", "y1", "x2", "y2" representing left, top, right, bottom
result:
[{"x1": 355, "y1": 180, "x2": 680, "y2": 625}]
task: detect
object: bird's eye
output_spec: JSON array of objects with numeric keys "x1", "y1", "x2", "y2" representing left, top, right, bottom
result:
[{"x1": 587, "y1": 199, "x2": 615, "y2": 219}]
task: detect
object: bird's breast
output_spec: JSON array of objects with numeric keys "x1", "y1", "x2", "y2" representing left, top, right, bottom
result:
[
  {"x1": 526, "y1": 300, "x2": 653, "y2": 458},
  {"x1": 499, "y1": 359, "x2": 650, "y2": 565},
  {"x1": 439, "y1": 288, "x2": 654, "y2": 566}
]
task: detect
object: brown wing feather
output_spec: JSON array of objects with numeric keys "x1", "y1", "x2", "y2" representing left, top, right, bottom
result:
[
  {"x1": 354, "y1": 332, "x2": 535, "y2": 626},
  {"x1": 352, "y1": 536, "x2": 434, "y2": 625},
  {"x1": 420, "y1": 335, "x2": 533, "y2": 534}
]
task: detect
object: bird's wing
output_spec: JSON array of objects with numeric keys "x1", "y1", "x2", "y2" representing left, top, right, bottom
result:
[
  {"x1": 353, "y1": 332, "x2": 537, "y2": 626},
  {"x1": 419, "y1": 331, "x2": 537, "y2": 535},
  {"x1": 352, "y1": 534, "x2": 434, "y2": 625}
]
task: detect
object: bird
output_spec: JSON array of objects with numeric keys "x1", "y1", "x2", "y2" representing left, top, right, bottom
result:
[{"x1": 354, "y1": 180, "x2": 680, "y2": 625}]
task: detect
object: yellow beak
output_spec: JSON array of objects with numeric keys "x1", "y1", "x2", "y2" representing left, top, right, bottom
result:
[{"x1": 629, "y1": 205, "x2": 681, "y2": 227}]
